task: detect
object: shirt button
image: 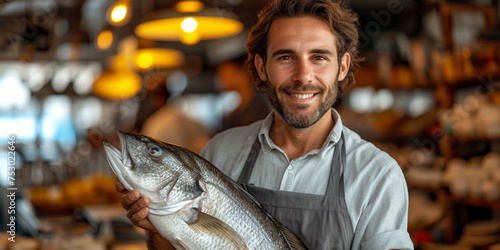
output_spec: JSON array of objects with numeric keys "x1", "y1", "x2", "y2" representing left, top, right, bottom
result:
[{"x1": 288, "y1": 165, "x2": 294, "y2": 170}]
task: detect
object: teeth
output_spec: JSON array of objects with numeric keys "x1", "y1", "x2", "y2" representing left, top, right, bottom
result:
[{"x1": 292, "y1": 94, "x2": 314, "y2": 100}]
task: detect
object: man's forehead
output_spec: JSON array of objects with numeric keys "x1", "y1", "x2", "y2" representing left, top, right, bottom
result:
[{"x1": 266, "y1": 17, "x2": 337, "y2": 54}]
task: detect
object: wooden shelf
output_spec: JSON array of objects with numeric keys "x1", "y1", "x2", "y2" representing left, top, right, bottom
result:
[
  {"x1": 352, "y1": 65, "x2": 500, "y2": 92},
  {"x1": 409, "y1": 185, "x2": 500, "y2": 210},
  {"x1": 450, "y1": 196, "x2": 500, "y2": 210}
]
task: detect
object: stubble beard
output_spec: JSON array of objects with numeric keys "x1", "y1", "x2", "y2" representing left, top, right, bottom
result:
[{"x1": 265, "y1": 75, "x2": 339, "y2": 129}]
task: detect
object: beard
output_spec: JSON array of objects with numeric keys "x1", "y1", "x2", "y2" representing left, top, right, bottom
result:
[{"x1": 265, "y1": 71, "x2": 340, "y2": 128}]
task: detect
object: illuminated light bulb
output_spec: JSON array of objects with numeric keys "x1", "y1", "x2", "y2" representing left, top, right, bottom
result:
[
  {"x1": 134, "y1": 4, "x2": 243, "y2": 46},
  {"x1": 107, "y1": 1, "x2": 131, "y2": 26},
  {"x1": 96, "y1": 30, "x2": 113, "y2": 50},
  {"x1": 181, "y1": 17, "x2": 198, "y2": 33},
  {"x1": 137, "y1": 52, "x2": 153, "y2": 69},
  {"x1": 111, "y1": 4, "x2": 127, "y2": 22}
]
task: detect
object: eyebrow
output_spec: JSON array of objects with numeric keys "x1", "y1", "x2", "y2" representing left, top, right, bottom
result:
[{"x1": 270, "y1": 49, "x2": 335, "y2": 58}]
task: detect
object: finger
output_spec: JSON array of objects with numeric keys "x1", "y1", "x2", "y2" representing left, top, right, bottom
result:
[
  {"x1": 128, "y1": 206, "x2": 148, "y2": 222},
  {"x1": 128, "y1": 196, "x2": 150, "y2": 213},
  {"x1": 126, "y1": 197, "x2": 149, "y2": 222},
  {"x1": 116, "y1": 182, "x2": 128, "y2": 193},
  {"x1": 129, "y1": 207, "x2": 157, "y2": 233},
  {"x1": 121, "y1": 190, "x2": 140, "y2": 209}
]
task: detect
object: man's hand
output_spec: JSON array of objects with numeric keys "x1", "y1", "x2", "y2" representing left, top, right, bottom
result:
[
  {"x1": 116, "y1": 182, "x2": 158, "y2": 233},
  {"x1": 116, "y1": 182, "x2": 176, "y2": 249}
]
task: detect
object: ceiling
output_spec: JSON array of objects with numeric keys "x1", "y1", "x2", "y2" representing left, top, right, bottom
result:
[
  {"x1": 0, "y1": 0, "x2": 425, "y2": 97},
  {"x1": 0, "y1": 0, "x2": 423, "y2": 65},
  {"x1": 0, "y1": 0, "x2": 271, "y2": 67}
]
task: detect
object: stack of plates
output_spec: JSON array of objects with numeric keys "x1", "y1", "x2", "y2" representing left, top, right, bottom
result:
[{"x1": 458, "y1": 220, "x2": 500, "y2": 247}]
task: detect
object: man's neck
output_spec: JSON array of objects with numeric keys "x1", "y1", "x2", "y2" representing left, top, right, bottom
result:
[{"x1": 270, "y1": 109, "x2": 335, "y2": 160}]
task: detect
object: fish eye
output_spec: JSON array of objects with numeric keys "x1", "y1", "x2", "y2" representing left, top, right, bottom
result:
[{"x1": 148, "y1": 145, "x2": 162, "y2": 157}]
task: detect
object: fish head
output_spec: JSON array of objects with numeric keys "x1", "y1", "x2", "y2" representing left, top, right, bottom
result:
[{"x1": 104, "y1": 131, "x2": 205, "y2": 212}]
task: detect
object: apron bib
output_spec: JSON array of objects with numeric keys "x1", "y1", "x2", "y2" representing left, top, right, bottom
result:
[{"x1": 238, "y1": 134, "x2": 354, "y2": 250}]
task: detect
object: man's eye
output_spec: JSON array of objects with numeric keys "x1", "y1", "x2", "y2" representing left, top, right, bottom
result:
[{"x1": 278, "y1": 56, "x2": 292, "y2": 61}]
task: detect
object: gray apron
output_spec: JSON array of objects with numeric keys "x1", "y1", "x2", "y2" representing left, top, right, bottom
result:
[{"x1": 238, "y1": 134, "x2": 353, "y2": 250}]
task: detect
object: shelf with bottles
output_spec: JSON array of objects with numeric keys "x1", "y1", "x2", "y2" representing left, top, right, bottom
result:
[
  {"x1": 404, "y1": 149, "x2": 500, "y2": 208},
  {"x1": 436, "y1": 89, "x2": 500, "y2": 144},
  {"x1": 353, "y1": 49, "x2": 500, "y2": 93}
]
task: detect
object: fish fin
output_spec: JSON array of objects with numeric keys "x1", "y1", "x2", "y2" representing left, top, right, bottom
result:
[
  {"x1": 189, "y1": 211, "x2": 248, "y2": 250},
  {"x1": 174, "y1": 239, "x2": 189, "y2": 250},
  {"x1": 274, "y1": 221, "x2": 307, "y2": 250}
]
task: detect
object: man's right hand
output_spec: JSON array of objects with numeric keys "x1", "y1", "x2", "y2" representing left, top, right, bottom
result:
[
  {"x1": 116, "y1": 182, "x2": 176, "y2": 249},
  {"x1": 116, "y1": 182, "x2": 158, "y2": 233}
]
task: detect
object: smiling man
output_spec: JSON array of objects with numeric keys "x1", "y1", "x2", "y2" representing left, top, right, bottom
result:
[{"x1": 117, "y1": 0, "x2": 414, "y2": 249}]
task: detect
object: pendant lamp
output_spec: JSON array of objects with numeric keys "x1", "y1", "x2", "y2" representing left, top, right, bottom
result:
[
  {"x1": 92, "y1": 70, "x2": 141, "y2": 100},
  {"x1": 135, "y1": 0, "x2": 244, "y2": 45},
  {"x1": 109, "y1": 48, "x2": 185, "y2": 71}
]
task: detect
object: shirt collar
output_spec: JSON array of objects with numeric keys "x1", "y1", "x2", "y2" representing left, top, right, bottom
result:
[{"x1": 257, "y1": 108, "x2": 344, "y2": 154}]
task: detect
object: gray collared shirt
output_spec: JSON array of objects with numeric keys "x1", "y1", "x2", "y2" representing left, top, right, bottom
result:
[{"x1": 201, "y1": 109, "x2": 414, "y2": 249}]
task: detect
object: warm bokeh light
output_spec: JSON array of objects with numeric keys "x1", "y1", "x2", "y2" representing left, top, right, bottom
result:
[
  {"x1": 96, "y1": 29, "x2": 113, "y2": 50},
  {"x1": 106, "y1": 1, "x2": 131, "y2": 26},
  {"x1": 92, "y1": 70, "x2": 141, "y2": 100},
  {"x1": 109, "y1": 48, "x2": 185, "y2": 71},
  {"x1": 137, "y1": 52, "x2": 153, "y2": 69},
  {"x1": 180, "y1": 32, "x2": 200, "y2": 45},
  {"x1": 136, "y1": 16, "x2": 243, "y2": 45},
  {"x1": 134, "y1": 48, "x2": 185, "y2": 70},
  {"x1": 175, "y1": 0, "x2": 204, "y2": 13},
  {"x1": 111, "y1": 4, "x2": 127, "y2": 22},
  {"x1": 181, "y1": 17, "x2": 198, "y2": 33}
]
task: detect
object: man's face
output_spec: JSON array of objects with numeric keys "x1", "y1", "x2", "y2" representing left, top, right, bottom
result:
[{"x1": 254, "y1": 17, "x2": 350, "y2": 128}]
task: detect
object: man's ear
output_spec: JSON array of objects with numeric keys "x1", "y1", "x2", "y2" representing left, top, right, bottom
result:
[
  {"x1": 254, "y1": 54, "x2": 267, "y2": 81},
  {"x1": 338, "y1": 53, "x2": 350, "y2": 81}
]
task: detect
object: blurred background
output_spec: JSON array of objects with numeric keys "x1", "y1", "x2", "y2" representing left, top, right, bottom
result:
[{"x1": 0, "y1": 0, "x2": 499, "y2": 249}]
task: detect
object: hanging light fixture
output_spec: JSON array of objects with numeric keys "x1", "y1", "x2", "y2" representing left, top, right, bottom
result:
[
  {"x1": 109, "y1": 48, "x2": 185, "y2": 71},
  {"x1": 93, "y1": 37, "x2": 142, "y2": 100},
  {"x1": 92, "y1": 70, "x2": 141, "y2": 100},
  {"x1": 106, "y1": 0, "x2": 132, "y2": 27},
  {"x1": 93, "y1": 47, "x2": 184, "y2": 99},
  {"x1": 135, "y1": 0, "x2": 244, "y2": 45}
]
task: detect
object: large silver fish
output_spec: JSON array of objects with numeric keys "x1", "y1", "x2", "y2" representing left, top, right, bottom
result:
[{"x1": 103, "y1": 131, "x2": 306, "y2": 250}]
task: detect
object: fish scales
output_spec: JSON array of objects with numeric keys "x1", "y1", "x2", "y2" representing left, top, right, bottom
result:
[{"x1": 104, "y1": 131, "x2": 306, "y2": 250}]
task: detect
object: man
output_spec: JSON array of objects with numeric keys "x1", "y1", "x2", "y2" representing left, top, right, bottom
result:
[{"x1": 117, "y1": 0, "x2": 414, "y2": 249}]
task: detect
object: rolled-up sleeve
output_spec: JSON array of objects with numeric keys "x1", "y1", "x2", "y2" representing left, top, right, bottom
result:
[
  {"x1": 362, "y1": 230, "x2": 413, "y2": 250},
  {"x1": 349, "y1": 158, "x2": 414, "y2": 250}
]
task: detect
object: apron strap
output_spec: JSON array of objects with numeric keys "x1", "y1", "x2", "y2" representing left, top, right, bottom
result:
[
  {"x1": 326, "y1": 133, "x2": 346, "y2": 197},
  {"x1": 238, "y1": 133, "x2": 346, "y2": 198},
  {"x1": 237, "y1": 137, "x2": 261, "y2": 183}
]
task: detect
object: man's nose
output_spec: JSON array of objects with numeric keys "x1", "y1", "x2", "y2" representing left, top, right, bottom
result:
[{"x1": 291, "y1": 59, "x2": 313, "y2": 84}]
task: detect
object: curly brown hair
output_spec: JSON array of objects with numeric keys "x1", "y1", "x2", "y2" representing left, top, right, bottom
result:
[{"x1": 245, "y1": 0, "x2": 361, "y2": 99}]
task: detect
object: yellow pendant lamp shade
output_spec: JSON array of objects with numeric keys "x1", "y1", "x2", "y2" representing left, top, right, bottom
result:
[
  {"x1": 136, "y1": 48, "x2": 185, "y2": 70},
  {"x1": 109, "y1": 48, "x2": 185, "y2": 71},
  {"x1": 135, "y1": 1, "x2": 243, "y2": 45},
  {"x1": 175, "y1": 0, "x2": 204, "y2": 12},
  {"x1": 92, "y1": 70, "x2": 141, "y2": 100}
]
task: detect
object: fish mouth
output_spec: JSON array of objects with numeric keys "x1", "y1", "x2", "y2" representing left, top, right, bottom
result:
[{"x1": 103, "y1": 131, "x2": 134, "y2": 191}]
